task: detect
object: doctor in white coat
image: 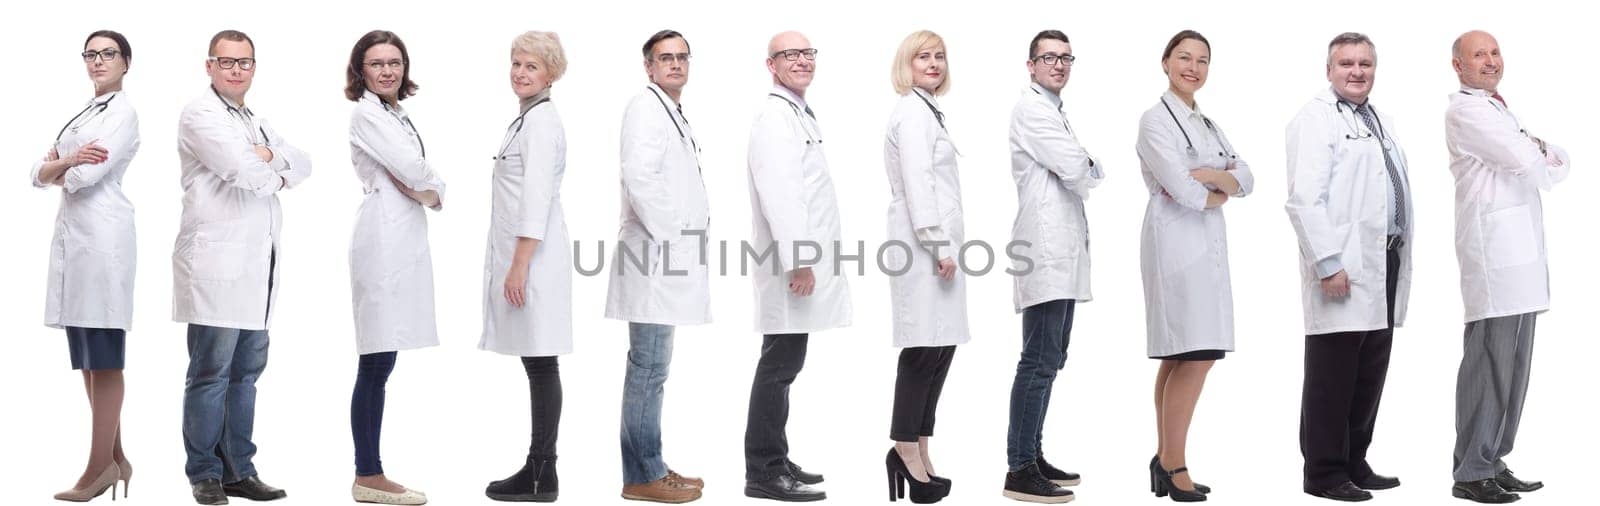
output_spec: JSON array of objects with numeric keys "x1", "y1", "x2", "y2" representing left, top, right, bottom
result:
[
  {"x1": 480, "y1": 31, "x2": 573, "y2": 504},
  {"x1": 1285, "y1": 33, "x2": 1412, "y2": 503},
  {"x1": 174, "y1": 30, "x2": 308, "y2": 504},
  {"x1": 606, "y1": 29, "x2": 709, "y2": 503},
  {"x1": 882, "y1": 29, "x2": 968, "y2": 504},
  {"x1": 343, "y1": 30, "x2": 437, "y2": 506},
  {"x1": 1002, "y1": 29, "x2": 1096, "y2": 504},
  {"x1": 31, "y1": 30, "x2": 140, "y2": 502},
  {"x1": 1444, "y1": 30, "x2": 1567, "y2": 505},
  {"x1": 1135, "y1": 30, "x2": 1251, "y2": 502},
  {"x1": 740, "y1": 30, "x2": 850, "y2": 503}
]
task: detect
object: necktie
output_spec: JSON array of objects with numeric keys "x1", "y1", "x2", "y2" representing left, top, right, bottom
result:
[
  {"x1": 803, "y1": 105, "x2": 816, "y2": 120},
  {"x1": 1491, "y1": 93, "x2": 1506, "y2": 107},
  {"x1": 1354, "y1": 104, "x2": 1406, "y2": 232}
]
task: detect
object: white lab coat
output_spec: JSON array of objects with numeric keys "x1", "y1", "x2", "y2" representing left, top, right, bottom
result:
[
  {"x1": 1009, "y1": 84, "x2": 1103, "y2": 313},
  {"x1": 883, "y1": 89, "x2": 971, "y2": 348},
  {"x1": 1135, "y1": 91, "x2": 1254, "y2": 357},
  {"x1": 604, "y1": 84, "x2": 712, "y2": 326},
  {"x1": 745, "y1": 86, "x2": 853, "y2": 334},
  {"x1": 1446, "y1": 87, "x2": 1570, "y2": 323},
  {"x1": 173, "y1": 89, "x2": 312, "y2": 331},
  {"x1": 348, "y1": 91, "x2": 444, "y2": 354},
  {"x1": 1285, "y1": 88, "x2": 1415, "y2": 335},
  {"x1": 29, "y1": 91, "x2": 140, "y2": 330},
  {"x1": 480, "y1": 96, "x2": 573, "y2": 356}
]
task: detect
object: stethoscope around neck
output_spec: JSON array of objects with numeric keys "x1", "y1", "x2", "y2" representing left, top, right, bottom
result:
[
  {"x1": 1160, "y1": 95, "x2": 1234, "y2": 160},
  {"x1": 55, "y1": 93, "x2": 117, "y2": 144},
  {"x1": 768, "y1": 93, "x2": 822, "y2": 145},
  {"x1": 212, "y1": 86, "x2": 270, "y2": 144},
  {"x1": 494, "y1": 97, "x2": 549, "y2": 160},
  {"x1": 1335, "y1": 100, "x2": 1393, "y2": 151},
  {"x1": 377, "y1": 98, "x2": 426, "y2": 159}
]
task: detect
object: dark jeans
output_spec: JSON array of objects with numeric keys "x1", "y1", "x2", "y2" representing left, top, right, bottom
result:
[
  {"x1": 1007, "y1": 299, "x2": 1075, "y2": 471},
  {"x1": 182, "y1": 324, "x2": 270, "y2": 484},
  {"x1": 352, "y1": 352, "x2": 397, "y2": 476},
  {"x1": 522, "y1": 356, "x2": 562, "y2": 461},
  {"x1": 744, "y1": 333, "x2": 809, "y2": 481},
  {"x1": 890, "y1": 345, "x2": 956, "y2": 442},
  {"x1": 1300, "y1": 246, "x2": 1400, "y2": 490}
]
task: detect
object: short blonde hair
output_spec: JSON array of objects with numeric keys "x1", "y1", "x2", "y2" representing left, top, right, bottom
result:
[
  {"x1": 511, "y1": 31, "x2": 568, "y2": 82},
  {"x1": 890, "y1": 30, "x2": 950, "y2": 96}
]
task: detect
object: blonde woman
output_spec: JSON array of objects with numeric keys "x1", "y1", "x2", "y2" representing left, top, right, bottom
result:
[
  {"x1": 480, "y1": 31, "x2": 572, "y2": 503},
  {"x1": 882, "y1": 29, "x2": 964, "y2": 504}
]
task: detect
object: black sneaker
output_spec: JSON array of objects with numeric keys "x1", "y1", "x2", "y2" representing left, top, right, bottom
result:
[
  {"x1": 1036, "y1": 456, "x2": 1081, "y2": 487},
  {"x1": 1003, "y1": 463, "x2": 1075, "y2": 503}
]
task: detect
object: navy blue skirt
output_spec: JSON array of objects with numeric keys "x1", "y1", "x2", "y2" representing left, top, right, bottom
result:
[
  {"x1": 66, "y1": 327, "x2": 126, "y2": 370},
  {"x1": 1151, "y1": 349, "x2": 1226, "y2": 361}
]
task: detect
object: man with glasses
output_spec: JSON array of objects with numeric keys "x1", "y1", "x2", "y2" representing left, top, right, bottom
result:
[
  {"x1": 1445, "y1": 30, "x2": 1567, "y2": 505},
  {"x1": 607, "y1": 29, "x2": 710, "y2": 504},
  {"x1": 174, "y1": 29, "x2": 310, "y2": 505},
  {"x1": 1285, "y1": 32, "x2": 1412, "y2": 503},
  {"x1": 740, "y1": 30, "x2": 845, "y2": 503},
  {"x1": 1002, "y1": 29, "x2": 1094, "y2": 504}
]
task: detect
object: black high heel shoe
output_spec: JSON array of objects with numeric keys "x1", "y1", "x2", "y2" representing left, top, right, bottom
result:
[
  {"x1": 1151, "y1": 455, "x2": 1211, "y2": 494},
  {"x1": 1152, "y1": 464, "x2": 1207, "y2": 503},
  {"x1": 886, "y1": 448, "x2": 950, "y2": 503}
]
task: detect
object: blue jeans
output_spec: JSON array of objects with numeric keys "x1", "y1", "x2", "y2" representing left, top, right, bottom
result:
[
  {"x1": 352, "y1": 352, "x2": 397, "y2": 477},
  {"x1": 183, "y1": 324, "x2": 270, "y2": 484},
  {"x1": 620, "y1": 322, "x2": 674, "y2": 484},
  {"x1": 1006, "y1": 299, "x2": 1075, "y2": 471}
]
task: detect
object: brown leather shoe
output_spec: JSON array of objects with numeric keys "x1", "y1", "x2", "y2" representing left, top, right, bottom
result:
[
  {"x1": 622, "y1": 477, "x2": 702, "y2": 503},
  {"x1": 666, "y1": 470, "x2": 704, "y2": 489}
]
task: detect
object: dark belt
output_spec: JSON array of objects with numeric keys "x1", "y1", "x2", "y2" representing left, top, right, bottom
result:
[{"x1": 1387, "y1": 234, "x2": 1404, "y2": 250}]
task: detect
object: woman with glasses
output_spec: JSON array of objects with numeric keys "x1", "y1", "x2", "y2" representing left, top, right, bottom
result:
[
  {"x1": 29, "y1": 30, "x2": 141, "y2": 502},
  {"x1": 882, "y1": 29, "x2": 965, "y2": 504},
  {"x1": 480, "y1": 30, "x2": 572, "y2": 503},
  {"x1": 343, "y1": 29, "x2": 440, "y2": 506},
  {"x1": 1135, "y1": 29, "x2": 1253, "y2": 503}
]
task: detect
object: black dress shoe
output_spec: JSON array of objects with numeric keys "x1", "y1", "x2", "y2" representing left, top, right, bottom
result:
[
  {"x1": 222, "y1": 476, "x2": 287, "y2": 501},
  {"x1": 486, "y1": 457, "x2": 558, "y2": 502},
  {"x1": 1494, "y1": 470, "x2": 1542, "y2": 493},
  {"x1": 787, "y1": 461, "x2": 824, "y2": 485},
  {"x1": 745, "y1": 474, "x2": 826, "y2": 502},
  {"x1": 1453, "y1": 479, "x2": 1519, "y2": 503},
  {"x1": 1305, "y1": 481, "x2": 1373, "y2": 502},
  {"x1": 1354, "y1": 473, "x2": 1401, "y2": 490},
  {"x1": 1003, "y1": 463, "x2": 1075, "y2": 504},
  {"x1": 1150, "y1": 455, "x2": 1210, "y2": 494},
  {"x1": 192, "y1": 479, "x2": 228, "y2": 505},
  {"x1": 1035, "y1": 456, "x2": 1081, "y2": 487}
]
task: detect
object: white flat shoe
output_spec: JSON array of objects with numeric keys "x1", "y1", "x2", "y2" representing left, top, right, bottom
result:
[{"x1": 352, "y1": 483, "x2": 427, "y2": 505}]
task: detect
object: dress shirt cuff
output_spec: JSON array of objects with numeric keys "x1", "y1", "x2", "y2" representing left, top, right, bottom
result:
[{"x1": 1315, "y1": 256, "x2": 1344, "y2": 280}]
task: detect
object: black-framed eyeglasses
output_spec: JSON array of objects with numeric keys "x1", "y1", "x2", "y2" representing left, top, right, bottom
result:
[
  {"x1": 81, "y1": 49, "x2": 121, "y2": 63},
  {"x1": 770, "y1": 48, "x2": 818, "y2": 61},
  {"x1": 1031, "y1": 53, "x2": 1076, "y2": 66},
  {"x1": 364, "y1": 59, "x2": 405, "y2": 72},
  {"x1": 208, "y1": 56, "x2": 256, "y2": 70},
  {"x1": 654, "y1": 53, "x2": 691, "y2": 64}
]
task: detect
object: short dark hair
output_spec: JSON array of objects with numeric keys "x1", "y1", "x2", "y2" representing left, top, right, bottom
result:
[
  {"x1": 85, "y1": 30, "x2": 132, "y2": 66},
  {"x1": 1028, "y1": 30, "x2": 1070, "y2": 60},
  {"x1": 1162, "y1": 29, "x2": 1209, "y2": 60},
  {"x1": 345, "y1": 30, "x2": 420, "y2": 102},
  {"x1": 209, "y1": 29, "x2": 254, "y2": 56},
  {"x1": 642, "y1": 29, "x2": 689, "y2": 59}
]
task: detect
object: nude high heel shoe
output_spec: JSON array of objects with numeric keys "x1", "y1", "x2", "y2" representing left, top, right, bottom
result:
[
  {"x1": 53, "y1": 462, "x2": 120, "y2": 502},
  {"x1": 114, "y1": 457, "x2": 131, "y2": 498}
]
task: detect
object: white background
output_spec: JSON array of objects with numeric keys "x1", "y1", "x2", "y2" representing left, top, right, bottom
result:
[{"x1": 1, "y1": 0, "x2": 1592, "y2": 505}]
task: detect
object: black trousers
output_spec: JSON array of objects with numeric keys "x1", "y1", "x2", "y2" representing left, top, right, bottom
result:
[
  {"x1": 744, "y1": 333, "x2": 809, "y2": 481},
  {"x1": 521, "y1": 356, "x2": 562, "y2": 461},
  {"x1": 890, "y1": 345, "x2": 957, "y2": 442},
  {"x1": 1300, "y1": 245, "x2": 1400, "y2": 490}
]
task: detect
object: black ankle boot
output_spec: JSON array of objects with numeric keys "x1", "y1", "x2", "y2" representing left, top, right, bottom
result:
[{"x1": 486, "y1": 457, "x2": 558, "y2": 502}]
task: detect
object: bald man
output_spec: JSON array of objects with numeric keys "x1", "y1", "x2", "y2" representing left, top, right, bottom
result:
[
  {"x1": 740, "y1": 30, "x2": 843, "y2": 503},
  {"x1": 1445, "y1": 30, "x2": 1568, "y2": 505}
]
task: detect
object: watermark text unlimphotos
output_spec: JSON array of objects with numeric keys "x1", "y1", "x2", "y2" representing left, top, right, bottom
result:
[{"x1": 571, "y1": 229, "x2": 1039, "y2": 277}]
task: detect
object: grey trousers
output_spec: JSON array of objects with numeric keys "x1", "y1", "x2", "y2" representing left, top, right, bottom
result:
[{"x1": 1452, "y1": 312, "x2": 1537, "y2": 482}]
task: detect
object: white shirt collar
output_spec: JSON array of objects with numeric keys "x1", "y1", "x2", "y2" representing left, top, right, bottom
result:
[
  {"x1": 1162, "y1": 89, "x2": 1201, "y2": 117},
  {"x1": 911, "y1": 86, "x2": 941, "y2": 110},
  {"x1": 1029, "y1": 82, "x2": 1063, "y2": 110},
  {"x1": 771, "y1": 83, "x2": 808, "y2": 111},
  {"x1": 647, "y1": 82, "x2": 680, "y2": 110}
]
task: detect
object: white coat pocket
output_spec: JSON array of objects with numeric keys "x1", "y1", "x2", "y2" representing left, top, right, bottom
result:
[
  {"x1": 189, "y1": 240, "x2": 245, "y2": 282},
  {"x1": 1483, "y1": 205, "x2": 1539, "y2": 269}
]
